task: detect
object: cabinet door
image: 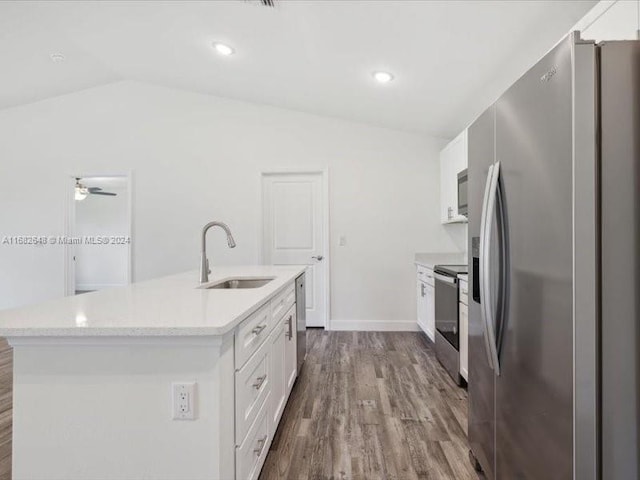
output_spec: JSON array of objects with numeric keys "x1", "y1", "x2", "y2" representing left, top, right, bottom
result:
[
  {"x1": 284, "y1": 307, "x2": 297, "y2": 394},
  {"x1": 417, "y1": 280, "x2": 428, "y2": 332},
  {"x1": 460, "y1": 302, "x2": 468, "y2": 381},
  {"x1": 269, "y1": 318, "x2": 287, "y2": 430},
  {"x1": 425, "y1": 284, "x2": 435, "y2": 342}
]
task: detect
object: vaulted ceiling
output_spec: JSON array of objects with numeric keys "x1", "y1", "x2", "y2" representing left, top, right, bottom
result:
[{"x1": 0, "y1": 0, "x2": 596, "y2": 137}]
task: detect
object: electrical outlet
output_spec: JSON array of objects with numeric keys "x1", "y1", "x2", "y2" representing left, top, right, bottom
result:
[{"x1": 172, "y1": 382, "x2": 196, "y2": 420}]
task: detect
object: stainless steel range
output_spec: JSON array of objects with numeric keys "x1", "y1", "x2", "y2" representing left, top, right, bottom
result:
[{"x1": 434, "y1": 264, "x2": 467, "y2": 386}]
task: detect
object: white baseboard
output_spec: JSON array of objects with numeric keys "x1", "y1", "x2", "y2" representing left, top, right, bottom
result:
[{"x1": 329, "y1": 320, "x2": 420, "y2": 332}]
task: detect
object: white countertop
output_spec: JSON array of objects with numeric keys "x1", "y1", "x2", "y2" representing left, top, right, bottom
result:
[
  {"x1": 0, "y1": 265, "x2": 306, "y2": 337},
  {"x1": 414, "y1": 252, "x2": 467, "y2": 269},
  {"x1": 458, "y1": 273, "x2": 468, "y2": 282}
]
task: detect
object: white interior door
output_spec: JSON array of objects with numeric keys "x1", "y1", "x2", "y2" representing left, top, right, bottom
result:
[{"x1": 262, "y1": 172, "x2": 327, "y2": 328}]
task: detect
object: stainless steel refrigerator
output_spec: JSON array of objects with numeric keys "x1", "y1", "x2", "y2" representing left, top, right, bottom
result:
[{"x1": 467, "y1": 32, "x2": 639, "y2": 480}]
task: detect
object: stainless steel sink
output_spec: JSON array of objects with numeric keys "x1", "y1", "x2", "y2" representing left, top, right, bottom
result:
[{"x1": 201, "y1": 277, "x2": 274, "y2": 289}]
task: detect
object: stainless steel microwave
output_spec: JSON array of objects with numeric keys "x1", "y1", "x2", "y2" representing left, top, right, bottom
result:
[{"x1": 457, "y1": 168, "x2": 468, "y2": 217}]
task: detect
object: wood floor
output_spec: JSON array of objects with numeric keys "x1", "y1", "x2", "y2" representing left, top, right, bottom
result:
[
  {"x1": 0, "y1": 333, "x2": 476, "y2": 480},
  {"x1": 0, "y1": 340, "x2": 11, "y2": 480},
  {"x1": 260, "y1": 330, "x2": 480, "y2": 480}
]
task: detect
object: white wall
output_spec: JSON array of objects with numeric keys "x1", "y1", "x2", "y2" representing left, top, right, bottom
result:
[
  {"x1": 0, "y1": 80, "x2": 460, "y2": 325},
  {"x1": 74, "y1": 180, "x2": 129, "y2": 291},
  {"x1": 574, "y1": 0, "x2": 639, "y2": 40}
]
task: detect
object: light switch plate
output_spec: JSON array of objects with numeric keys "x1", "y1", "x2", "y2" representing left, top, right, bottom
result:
[{"x1": 172, "y1": 382, "x2": 196, "y2": 420}]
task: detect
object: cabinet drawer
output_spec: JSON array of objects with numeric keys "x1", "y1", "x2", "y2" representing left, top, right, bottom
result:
[
  {"x1": 236, "y1": 302, "x2": 272, "y2": 370},
  {"x1": 417, "y1": 265, "x2": 435, "y2": 286},
  {"x1": 459, "y1": 280, "x2": 468, "y2": 305},
  {"x1": 416, "y1": 265, "x2": 427, "y2": 280},
  {"x1": 271, "y1": 282, "x2": 295, "y2": 323},
  {"x1": 236, "y1": 391, "x2": 270, "y2": 480},
  {"x1": 236, "y1": 338, "x2": 270, "y2": 444}
]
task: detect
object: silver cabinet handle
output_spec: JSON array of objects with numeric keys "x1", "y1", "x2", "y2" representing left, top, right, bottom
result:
[
  {"x1": 253, "y1": 435, "x2": 268, "y2": 456},
  {"x1": 251, "y1": 324, "x2": 267, "y2": 336},
  {"x1": 311, "y1": 255, "x2": 324, "y2": 261},
  {"x1": 252, "y1": 374, "x2": 267, "y2": 390},
  {"x1": 286, "y1": 315, "x2": 293, "y2": 339}
]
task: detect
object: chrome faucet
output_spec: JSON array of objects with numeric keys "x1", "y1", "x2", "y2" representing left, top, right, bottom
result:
[{"x1": 200, "y1": 221, "x2": 236, "y2": 284}]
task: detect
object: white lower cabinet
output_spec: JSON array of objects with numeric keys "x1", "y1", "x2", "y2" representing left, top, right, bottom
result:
[
  {"x1": 425, "y1": 283, "x2": 435, "y2": 341},
  {"x1": 235, "y1": 393, "x2": 271, "y2": 480},
  {"x1": 269, "y1": 315, "x2": 287, "y2": 429},
  {"x1": 235, "y1": 281, "x2": 297, "y2": 479},
  {"x1": 416, "y1": 265, "x2": 436, "y2": 341},
  {"x1": 235, "y1": 337, "x2": 271, "y2": 443},
  {"x1": 284, "y1": 306, "x2": 297, "y2": 393},
  {"x1": 417, "y1": 280, "x2": 428, "y2": 332}
]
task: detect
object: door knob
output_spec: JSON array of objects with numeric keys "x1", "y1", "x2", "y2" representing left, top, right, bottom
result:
[{"x1": 312, "y1": 255, "x2": 324, "y2": 261}]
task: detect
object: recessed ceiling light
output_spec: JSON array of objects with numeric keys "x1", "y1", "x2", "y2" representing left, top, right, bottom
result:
[
  {"x1": 212, "y1": 42, "x2": 234, "y2": 56},
  {"x1": 372, "y1": 71, "x2": 394, "y2": 84},
  {"x1": 50, "y1": 53, "x2": 65, "y2": 63}
]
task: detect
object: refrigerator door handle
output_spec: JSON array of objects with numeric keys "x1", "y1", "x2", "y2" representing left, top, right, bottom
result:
[
  {"x1": 482, "y1": 161, "x2": 502, "y2": 376},
  {"x1": 479, "y1": 164, "x2": 496, "y2": 371}
]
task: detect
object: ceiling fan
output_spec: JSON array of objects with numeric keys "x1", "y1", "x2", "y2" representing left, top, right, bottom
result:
[{"x1": 74, "y1": 178, "x2": 118, "y2": 201}]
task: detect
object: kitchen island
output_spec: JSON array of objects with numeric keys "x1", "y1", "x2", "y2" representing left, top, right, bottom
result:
[{"x1": 0, "y1": 265, "x2": 306, "y2": 480}]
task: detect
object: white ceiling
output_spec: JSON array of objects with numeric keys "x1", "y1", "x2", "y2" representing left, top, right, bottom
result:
[{"x1": 0, "y1": 0, "x2": 596, "y2": 137}]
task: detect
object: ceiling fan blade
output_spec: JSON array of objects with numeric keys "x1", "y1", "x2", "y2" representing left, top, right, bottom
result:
[
  {"x1": 87, "y1": 187, "x2": 103, "y2": 192},
  {"x1": 90, "y1": 191, "x2": 117, "y2": 196}
]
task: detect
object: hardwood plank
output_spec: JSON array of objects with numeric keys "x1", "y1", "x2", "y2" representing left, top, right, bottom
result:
[
  {"x1": 260, "y1": 331, "x2": 480, "y2": 480},
  {"x1": 0, "y1": 339, "x2": 11, "y2": 480}
]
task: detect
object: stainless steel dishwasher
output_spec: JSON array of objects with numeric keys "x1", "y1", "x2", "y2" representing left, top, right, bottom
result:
[{"x1": 295, "y1": 272, "x2": 306, "y2": 372}]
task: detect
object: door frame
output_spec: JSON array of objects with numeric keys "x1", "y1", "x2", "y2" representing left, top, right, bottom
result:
[
  {"x1": 260, "y1": 168, "x2": 330, "y2": 329},
  {"x1": 64, "y1": 171, "x2": 134, "y2": 296}
]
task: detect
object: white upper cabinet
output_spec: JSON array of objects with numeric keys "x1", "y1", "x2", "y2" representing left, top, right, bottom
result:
[{"x1": 439, "y1": 129, "x2": 468, "y2": 224}]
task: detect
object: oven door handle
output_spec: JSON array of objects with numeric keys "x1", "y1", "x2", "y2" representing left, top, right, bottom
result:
[{"x1": 434, "y1": 273, "x2": 457, "y2": 285}]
